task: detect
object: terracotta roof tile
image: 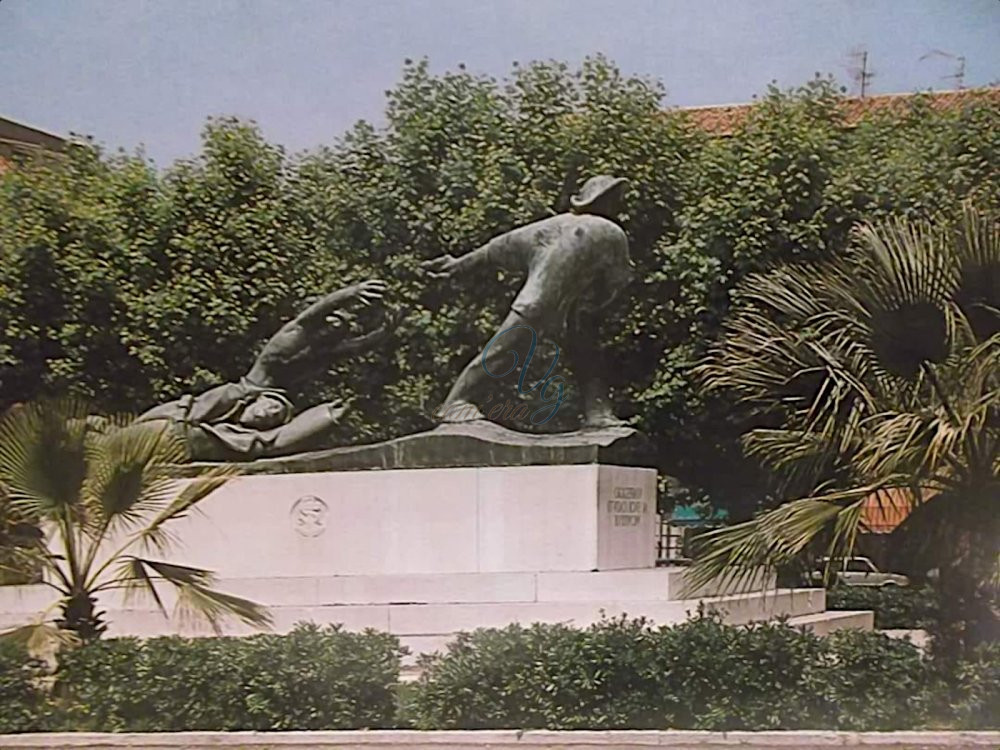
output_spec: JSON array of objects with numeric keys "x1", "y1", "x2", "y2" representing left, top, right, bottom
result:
[
  {"x1": 676, "y1": 87, "x2": 1000, "y2": 136},
  {"x1": 859, "y1": 487, "x2": 945, "y2": 534}
]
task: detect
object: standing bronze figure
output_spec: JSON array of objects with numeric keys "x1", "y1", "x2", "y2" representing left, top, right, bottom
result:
[{"x1": 422, "y1": 175, "x2": 635, "y2": 429}]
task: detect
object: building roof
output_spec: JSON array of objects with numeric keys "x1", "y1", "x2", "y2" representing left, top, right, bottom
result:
[
  {"x1": 858, "y1": 487, "x2": 945, "y2": 535},
  {"x1": 0, "y1": 115, "x2": 66, "y2": 172},
  {"x1": 676, "y1": 87, "x2": 1000, "y2": 136},
  {"x1": 0, "y1": 115, "x2": 66, "y2": 150}
]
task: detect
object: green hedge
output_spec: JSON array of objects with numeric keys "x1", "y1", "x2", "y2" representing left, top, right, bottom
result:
[
  {"x1": 0, "y1": 642, "x2": 49, "y2": 733},
  {"x1": 1, "y1": 617, "x2": 997, "y2": 733},
  {"x1": 409, "y1": 614, "x2": 994, "y2": 731},
  {"x1": 947, "y1": 643, "x2": 1000, "y2": 729},
  {"x1": 826, "y1": 585, "x2": 939, "y2": 629},
  {"x1": 48, "y1": 624, "x2": 404, "y2": 731}
]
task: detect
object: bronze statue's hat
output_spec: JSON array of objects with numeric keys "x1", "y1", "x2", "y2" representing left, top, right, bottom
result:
[{"x1": 569, "y1": 175, "x2": 628, "y2": 211}]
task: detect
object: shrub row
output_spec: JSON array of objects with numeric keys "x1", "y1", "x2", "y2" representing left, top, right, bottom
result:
[
  {"x1": 1, "y1": 616, "x2": 997, "y2": 733},
  {"x1": 826, "y1": 585, "x2": 939, "y2": 629},
  {"x1": 0, "y1": 642, "x2": 49, "y2": 733},
  {"x1": 0, "y1": 623, "x2": 404, "y2": 733},
  {"x1": 409, "y1": 614, "x2": 999, "y2": 731}
]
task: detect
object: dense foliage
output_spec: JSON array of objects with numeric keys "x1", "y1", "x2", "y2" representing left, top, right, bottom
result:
[
  {"x1": 45, "y1": 624, "x2": 402, "y2": 731},
  {"x1": 409, "y1": 614, "x2": 993, "y2": 731},
  {"x1": 693, "y1": 206, "x2": 999, "y2": 658},
  {"x1": 1, "y1": 59, "x2": 996, "y2": 515},
  {"x1": 0, "y1": 641, "x2": 49, "y2": 733},
  {"x1": 0, "y1": 617, "x2": 996, "y2": 733},
  {"x1": 948, "y1": 642, "x2": 1000, "y2": 729},
  {"x1": 826, "y1": 585, "x2": 940, "y2": 630}
]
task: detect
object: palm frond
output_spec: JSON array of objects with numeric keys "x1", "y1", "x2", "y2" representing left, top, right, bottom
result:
[
  {"x1": 117, "y1": 558, "x2": 271, "y2": 633},
  {"x1": 137, "y1": 464, "x2": 237, "y2": 554},
  {"x1": 82, "y1": 419, "x2": 187, "y2": 534},
  {"x1": 687, "y1": 496, "x2": 844, "y2": 592},
  {"x1": 694, "y1": 207, "x2": 998, "y2": 609},
  {"x1": 742, "y1": 428, "x2": 834, "y2": 489},
  {"x1": 953, "y1": 202, "x2": 1000, "y2": 342},
  {"x1": 0, "y1": 399, "x2": 91, "y2": 520},
  {"x1": 100, "y1": 557, "x2": 270, "y2": 633},
  {"x1": 140, "y1": 559, "x2": 217, "y2": 586},
  {"x1": 107, "y1": 556, "x2": 169, "y2": 617},
  {"x1": 174, "y1": 583, "x2": 272, "y2": 634},
  {"x1": 0, "y1": 621, "x2": 80, "y2": 662},
  {"x1": 853, "y1": 217, "x2": 959, "y2": 379}
]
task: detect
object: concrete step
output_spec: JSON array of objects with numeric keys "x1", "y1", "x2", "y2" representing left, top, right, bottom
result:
[
  {"x1": 787, "y1": 609, "x2": 874, "y2": 635},
  {"x1": 86, "y1": 587, "x2": 825, "y2": 639},
  {"x1": 881, "y1": 628, "x2": 930, "y2": 650},
  {"x1": 0, "y1": 568, "x2": 778, "y2": 616},
  {"x1": 394, "y1": 591, "x2": 839, "y2": 665},
  {"x1": 389, "y1": 588, "x2": 825, "y2": 660}
]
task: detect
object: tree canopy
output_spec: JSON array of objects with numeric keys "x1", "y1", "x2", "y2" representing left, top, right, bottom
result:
[{"x1": 1, "y1": 57, "x2": 997, "y2": 516}]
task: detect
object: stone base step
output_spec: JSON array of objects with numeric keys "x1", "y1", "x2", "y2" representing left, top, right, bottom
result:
[
  {"x1": 88, "y1": 586, "x2": 824, "y2": 639},
  {"x1": 0, "y1": 567, "x2": 776, "y2": 618},
  {"x1": 390, "y1": 588, "x2": 827, "y2": 663},
  {"x1": 1, "y1": 585, "x2": 827, "y2": 643},
  {"x1": 787, "y1": 609, "x2": 874, "y2": 635},
  {"x1": 881, "y1": 628, "x2": 930, "y2": 650},
  {"x1": 203, "y1": 567, "x2": 774, "y2": 606}
]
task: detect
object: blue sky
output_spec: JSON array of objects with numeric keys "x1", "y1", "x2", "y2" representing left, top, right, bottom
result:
[{"x1": 1, "y1": 0, "x2": 997, "y2": 166}]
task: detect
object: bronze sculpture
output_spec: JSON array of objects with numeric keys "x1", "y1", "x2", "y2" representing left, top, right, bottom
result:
[
  {"x1": 137, "y1": 280, "x2": 387, "y2": 460},
  {"x1": 421, "y1": 175, "x2": 635, "y2": 429}
]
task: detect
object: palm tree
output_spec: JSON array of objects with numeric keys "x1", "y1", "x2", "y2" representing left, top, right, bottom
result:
[
  {"x1": 0, "y1": 400, "x2": 271, "y2": 649},
  {"x1": 692, "y1": 204, "x2": 999, "y2": 658}
]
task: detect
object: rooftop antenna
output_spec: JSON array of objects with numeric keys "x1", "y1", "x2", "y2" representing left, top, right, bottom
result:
[
  {"x1": 845, "y1": 46, "x2": 875, "y2": 98},
  {"x1": 919, "y1": 49, "x2": 966, "y2": 90}
]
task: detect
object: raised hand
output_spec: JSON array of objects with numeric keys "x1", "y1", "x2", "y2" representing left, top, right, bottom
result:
[
  {"x1": 420, "y1": 254, "x2": 461, "y2": 279},
  {"x1": 352, "y1": 279, "x2": 387, "y2": 306}
]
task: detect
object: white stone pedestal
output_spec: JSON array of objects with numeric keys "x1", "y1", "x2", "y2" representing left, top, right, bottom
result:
[
  {"x1": 0, "y1": 462, "x2": 872, "y2": 653},
  {"x1": 163, "y1": 464, "x2": 658, "y2": 578}
]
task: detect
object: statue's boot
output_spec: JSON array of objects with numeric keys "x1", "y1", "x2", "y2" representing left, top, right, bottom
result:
[{"x1": 580, "y1": 377, "x2": 629, "y2": 430}]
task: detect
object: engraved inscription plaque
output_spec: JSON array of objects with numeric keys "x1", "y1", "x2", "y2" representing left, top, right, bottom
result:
[{"x1": 597, "y1": 466, "x2": 657, "y2": 569}]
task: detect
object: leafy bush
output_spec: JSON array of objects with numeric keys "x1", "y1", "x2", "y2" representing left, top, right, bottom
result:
[
  {"x1": 818, "y1": 629, "x2": 934, "y2": 730},
  {"x1": 410, "y1": 614, "x2": 939, "y2": 731},
  {"x1": 409, "y1": 618, "x2": 668, "y2": 729},
  {"x1": 826, "y1": 585, "x2": 939, "y2": 629},
  {"x1": 49, "y1": 624, "x2": 404, "y2": 731},
  {"x1": 945, "y1": 642, "x2": 1000, "y2": 729},
  {"x1": 649, "y1": 614, "x2": 833, "y2": 729},
  {"x1": 1, "y1": 619, "x2": 995, "y2": 732},
  {"x1": 0, "y1": 641, "x2": 49, "y2": 733}
]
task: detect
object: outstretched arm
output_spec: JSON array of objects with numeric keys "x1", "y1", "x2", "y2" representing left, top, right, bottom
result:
[
  {"x1": 329, "y1": 325, "x2": 387, "y2": 357},
  {"x1": 246, "y1": 279, "x2": 386, "y2": 388},
  {"x1": 421, "y1": 222, "x2": 537, "y2": 280},
  {"x1": 294, "y1": 279, "x2": 386, "y2": 328},
  {"x1": 328, "y1": 305, "x2": 406, "y2": 358}
]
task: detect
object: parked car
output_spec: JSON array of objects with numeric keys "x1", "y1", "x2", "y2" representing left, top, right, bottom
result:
[{"x1": 810, "y1": 556, "x2": 910, "y2": 588}]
